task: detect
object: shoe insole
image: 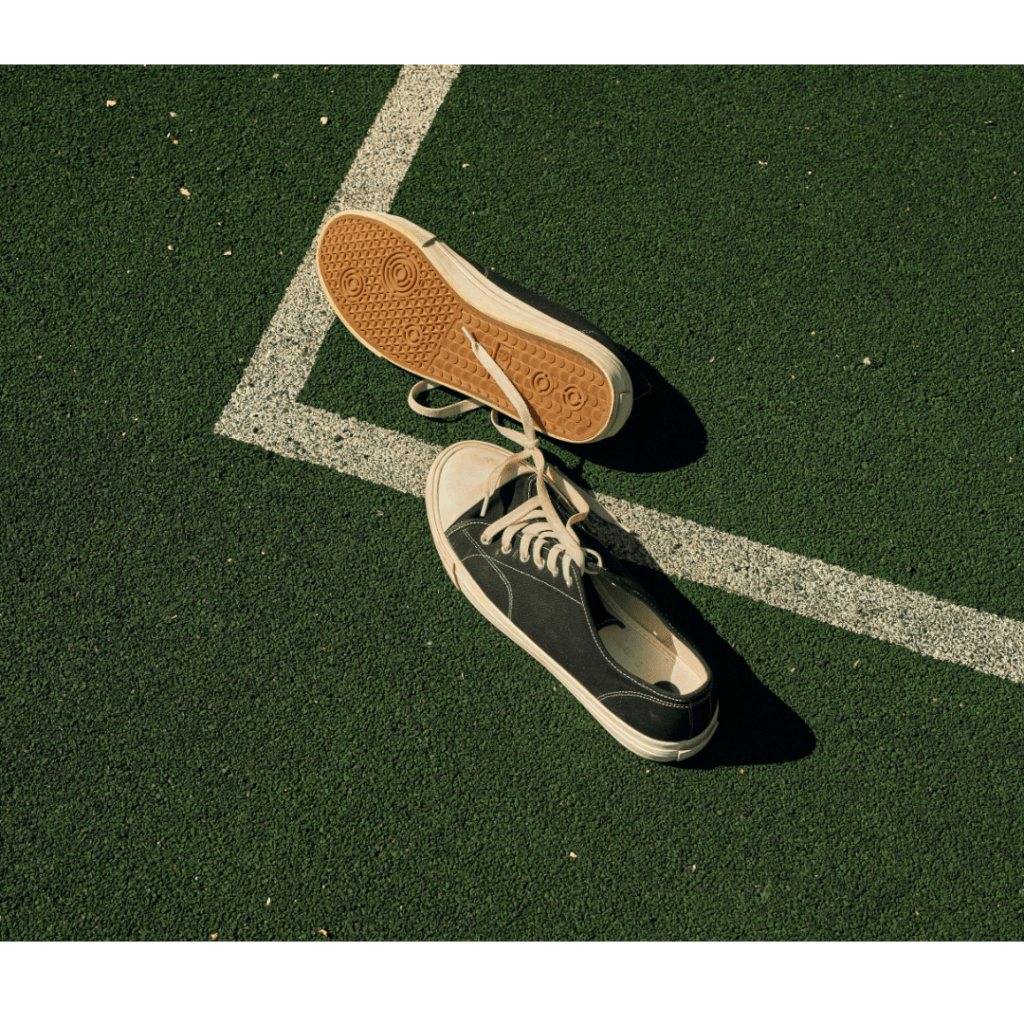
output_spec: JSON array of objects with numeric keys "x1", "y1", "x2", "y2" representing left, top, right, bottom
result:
[{"x1": 594, "y1": 577, "x2": 708, "y2": 695}]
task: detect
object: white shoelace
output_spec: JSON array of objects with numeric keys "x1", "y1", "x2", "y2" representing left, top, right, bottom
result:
[
  {"x1": 407, "y1": 379, "x2": 483, "y2": 419},
  {"x1": 465, "y1": 328, "x2": 603, "y2": 587}
]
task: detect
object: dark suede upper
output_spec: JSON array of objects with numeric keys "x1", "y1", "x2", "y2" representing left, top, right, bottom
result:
[{"x1": 445, "y1": 473, "x2": 716, "y2": 743}]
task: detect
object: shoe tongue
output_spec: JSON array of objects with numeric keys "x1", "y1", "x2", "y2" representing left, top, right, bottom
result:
[
  {"x1": 455, "y1": 466, "x2": 578, "y2": 528},
  {"x1": 454, "y1": 471, "x2": 539, "y2": 527},
  {"x1": 509, "y1": 471, "x2": 538, "y2": 513}
]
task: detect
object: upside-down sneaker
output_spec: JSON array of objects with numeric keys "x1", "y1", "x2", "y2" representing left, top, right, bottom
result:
[
  {"x1": 316, "y1": 210, "x2": 633, "y2": 444},
  {"x1": 425, "y1": 330, "x2": 719, "y2": 762}
]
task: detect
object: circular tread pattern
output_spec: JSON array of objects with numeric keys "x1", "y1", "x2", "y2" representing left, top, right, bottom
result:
[
  {"x1": 382, "y1": 252, "x2": 419, "y2": 294},
  {"x1": 563, "y1": 385, "x2": 585, "y2": 410},
  {"x1": 340, "y1": 268, "x2": 364, "y2": 298},
  {"x1": 533, "y1": 371, "x2": 553, "y2": 395}
]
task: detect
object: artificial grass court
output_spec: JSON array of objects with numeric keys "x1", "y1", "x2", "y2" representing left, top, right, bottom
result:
[{"x1": 1, "y1": 63, "x2": 1022, "y2": 942}]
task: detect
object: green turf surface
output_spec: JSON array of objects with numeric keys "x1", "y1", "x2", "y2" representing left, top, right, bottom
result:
[{"x1": 2, "y1": 65, "x2": 1023, "y2": 941}]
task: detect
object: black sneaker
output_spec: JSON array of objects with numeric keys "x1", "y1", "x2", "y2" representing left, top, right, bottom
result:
[
  {"x1": 425, "y1": 330, "x2": 719, "y2": 762},
  {"x1": 316, "y1": 210, "x2": 634, "y2": 444}
]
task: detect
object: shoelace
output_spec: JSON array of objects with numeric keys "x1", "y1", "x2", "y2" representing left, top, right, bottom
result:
[
  {"x1": 407, "y1": 379, "x2": 483, "y2": 419},
  {"x1": 464, "y1": 328, "x2": 604, "y2": 587}
]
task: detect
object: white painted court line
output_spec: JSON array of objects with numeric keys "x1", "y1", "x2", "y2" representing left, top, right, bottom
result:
[
  {"x1": 214, "y1": 63, "x2": 1024, "y2": 686},
  {"x1": 215, "y1": 62, "x2": 462, "y2": 494},
  {"x1": 589, "y1": 497, "x2": 1024, "y2": 685}
]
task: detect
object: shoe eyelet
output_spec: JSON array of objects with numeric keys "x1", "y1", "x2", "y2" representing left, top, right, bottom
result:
[
  {"x1": 500, "y1": 545, "x2": 512, "y2": 556},
  {"x1": 519, "y1": 552, "x2": 530, "y2": 563},
  {"x1": 480, "y1": 535, "x2": 494, "y2": 546}
]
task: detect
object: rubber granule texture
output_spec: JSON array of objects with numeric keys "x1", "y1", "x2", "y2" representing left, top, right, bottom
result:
[{"x1": 317, "y1": 213, "x2": 613, "y2": 442}]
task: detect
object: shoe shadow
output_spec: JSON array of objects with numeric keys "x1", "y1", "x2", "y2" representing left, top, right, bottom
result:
[
  {"x1": 576, "y1": 512, "x2": 817, "y2": 770},
  {"x1": 558, "y1": 349, "x2": 707, "y2": 474}
]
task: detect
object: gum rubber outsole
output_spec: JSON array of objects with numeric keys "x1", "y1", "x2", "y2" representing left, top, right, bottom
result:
[{"x1": 316, "y1": 212, "x2": 617, "y2": 444}]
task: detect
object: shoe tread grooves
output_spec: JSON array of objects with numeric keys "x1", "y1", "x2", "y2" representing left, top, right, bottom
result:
[{"x1": 317, "y1": 213, "x2": 613, "y2": 443}]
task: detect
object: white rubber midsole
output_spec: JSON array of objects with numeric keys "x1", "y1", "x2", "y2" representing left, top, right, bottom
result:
[{"x1": 425, "y1": 442, "x2": 719, "y2": 763}]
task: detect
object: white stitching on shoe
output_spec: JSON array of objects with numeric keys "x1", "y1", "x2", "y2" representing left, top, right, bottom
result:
[
  {"x1": 598, "y1": 690, "x2": 699, "y2": 709},
  {"x1": 599, "y1": 691, "x2": 713, "y2": 722},
  {"x1": 491, "y1": 556, "x2": 584, "y2": 605},
  {"x1": 465, "y1": 533, "x2": 514, "y2": 619},
  {"x1": 446, "y1": 520, "x2": 482, "y2": 538},
  {"x1": 598, "y1": 690, "x2": 696, "y2": 738}
]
